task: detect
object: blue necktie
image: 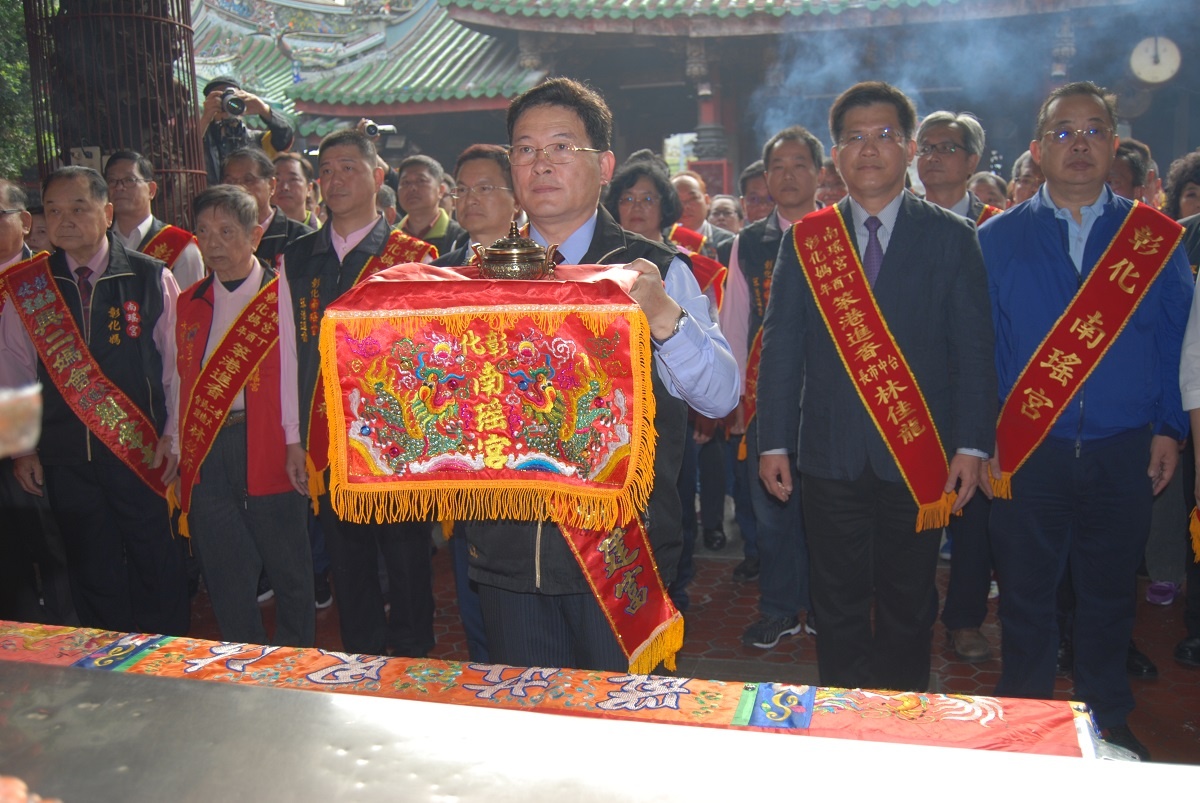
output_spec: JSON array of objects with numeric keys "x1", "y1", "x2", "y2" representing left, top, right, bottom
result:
[{"x1": 863, "y1": 216, "x2": 883, "y2": 287}]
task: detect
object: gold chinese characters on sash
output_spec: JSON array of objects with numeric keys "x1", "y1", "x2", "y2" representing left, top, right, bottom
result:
[
  {"x1": 992, "y1": 202, "x2": 1182, "y2": 497},
  {"x1": 0, "y1": 254, "x2": 167, "y2": 496},
  {"x1": 792, "y1": 206, "x2": 953, "y2": 531},
  {"x1": 142, "y1": 224, "x2": 196, "y2": 270}
]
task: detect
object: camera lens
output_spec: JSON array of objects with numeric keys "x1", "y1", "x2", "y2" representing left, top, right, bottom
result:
[
  {"x1": 221, "y1": 89, "x2": 245, "y2": 116},
  {"x1": 365, "y1": 122, "x2": 379, "y2": 138}
]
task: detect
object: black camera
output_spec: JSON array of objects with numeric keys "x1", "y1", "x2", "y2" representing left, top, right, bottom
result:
[{"x1": 221, "y1": 89, "x2": 245, "y2": 116}]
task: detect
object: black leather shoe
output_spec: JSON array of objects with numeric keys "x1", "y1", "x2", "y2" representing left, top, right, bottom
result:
[
  {"x1": 1175, "y1": 636, "x2": 1200, "y2": 668},
  {"x1": 732, "y1": 557, "x2": 760, "y2": 581},
  {"x1": 1056, "y1": 638, "x2": 1073, "y2": 674},
  {"x1": 1127, "y1": 641, "x2": 1158, "y2": 679},
  {"x1": 1101, "y1": 724, "x2": 1150, "y2": 761},
  {"x1": 702, "y1": 528, "x2": 727, "y2": 550}
]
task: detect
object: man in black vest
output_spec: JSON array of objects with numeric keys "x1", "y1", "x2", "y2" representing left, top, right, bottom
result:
[
  {"x1": 3, "y1": 166, "x2": 188, "y2": 635},
  {"x1": 279, "y1": 131, "x2": 436, "y2": 658},
  {"x1": 464, "y1": 77, "x2": 739, "y2": 671},
  {"x1": 722, "y1": 126, "x2": 821, "y2": 650}
]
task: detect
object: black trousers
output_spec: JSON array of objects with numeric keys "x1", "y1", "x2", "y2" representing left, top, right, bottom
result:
[
  {"x1": 44, "y1": 452, "x2": 189, "y2": 636},
  {"x1": 477, "y1": 585, "x2": 626, "y2": 672},
  {"x1": 0, "y1": 458, "x2": 75, "y2": 624},
  {"x1": 802, "y1": 468, "x2": 940, "y2": 691},
  {"x1": 318, "y1": 495, "x2": 434, "y2": 657}
]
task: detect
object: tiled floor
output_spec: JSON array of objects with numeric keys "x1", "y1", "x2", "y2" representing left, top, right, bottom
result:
[{"x1": 189, "y1": 532, "x2": 1200, "y2": 766}]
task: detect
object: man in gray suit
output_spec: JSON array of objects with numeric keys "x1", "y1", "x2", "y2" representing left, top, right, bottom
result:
[{"x1": 756, "y1": 81, "x2": 997, "y2": 692}]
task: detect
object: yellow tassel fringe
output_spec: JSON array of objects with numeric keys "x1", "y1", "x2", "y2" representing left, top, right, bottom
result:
[
  {"x1": 1190, "y1": 507, "x2": 1200, "y2": 563},
  {"x1": 916, "y1": 492, "x2": 956, "y2": 532},
  {"x1": 627, "y1": 611, "x2": 685, "y2": 675},
  {"x1": 990, "y1": 471, "x2": 1013, "y2": 500}
]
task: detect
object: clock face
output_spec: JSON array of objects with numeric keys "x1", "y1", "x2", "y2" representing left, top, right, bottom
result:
[{"x1": 1130, "y1": 36, "x2": 1181, "y2": 84}]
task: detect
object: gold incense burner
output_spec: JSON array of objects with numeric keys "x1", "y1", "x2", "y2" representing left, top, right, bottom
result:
[{"x1": 472, "y1": 221, "x2": 558, "y2": 280}]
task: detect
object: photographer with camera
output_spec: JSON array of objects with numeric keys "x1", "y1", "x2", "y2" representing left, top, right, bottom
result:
[{"x1": 198, "y1": 76, "x2": 296, "y2": 186}]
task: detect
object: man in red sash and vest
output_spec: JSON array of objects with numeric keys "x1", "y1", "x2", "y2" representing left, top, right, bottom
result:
[
  {"x1": 176, "y1": 185, "x2": 314, "y2": 647},
  {"x1": 0, "y1": 166, "x2": 188, "y2": 636},
  {"x1": 914, "y1": 110, "x2": 1001, "y2": 664},
  {"x1": 980, "y1": 82, "x2": 1192, "y2": 761},
  {"x1": 461, "y1": 77, "x2": 739, "y2": 671},
  {"x1": 279, "y1": 130, "x2": 437, "y2": 657},
  {"x1": 723, "y1": 126, "x2": 824, "y2": 650},
  {"x1": 756, "y1": 82, "x2": 997, "y2": 692},
  {"x1": 104, "y1": 151, "x2": 205, "y2": 290}
]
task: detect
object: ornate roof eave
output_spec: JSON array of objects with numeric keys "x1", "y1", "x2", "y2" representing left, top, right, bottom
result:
[{"x1": 443, "y1": 0, "x2": 1138, "y2": 38}]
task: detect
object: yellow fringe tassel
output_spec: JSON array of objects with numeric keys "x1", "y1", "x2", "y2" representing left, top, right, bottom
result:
[
  {"x1": 990, "y1": 471, "x2": 1013, "y2": 500},
  {"x1": 1190, "y1": 507, "x2": 1200, "y2": 563},
  {"x1": 440, "y1": 519, "x2": 454, "y2": 539},
  {"x1": 306, "y1": 453, "x2": 326, "y2": 516},
  {"x1": 166, "y1": 482, "x2": 190, "y2": 539},
  {"x1": 737, "y1": 436, "x2": 747, "y2": 462},
  {"x1": 627, "y1": 611, "x2": 685, "y2": 675},
  {"x1": 916, "y1": 492, "x2": 956, "y2": 532}
]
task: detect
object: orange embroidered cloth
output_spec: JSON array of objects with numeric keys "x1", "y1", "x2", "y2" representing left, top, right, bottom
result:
[{"x1": 0, "y1": 621, "x2": 1091, "y2": 756}]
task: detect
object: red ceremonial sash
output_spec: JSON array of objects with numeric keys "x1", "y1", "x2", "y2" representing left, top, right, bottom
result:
[
  {"x1": 175, "y1": 278, "x2": 280, "y2": 536},
  {"x1": 976, "y1": 205, "x2": 1002, "y2": 226},
  {"x1": 992, "y1": 202, "x2": 1182, "y2": 497},
  {"x1": 141, "y1": 224, "x2": 195, "y2": 270},
  {"x1": 305, "y1": 228, "x2": 436, "y2": 501},
  {"x1": 737, "y1": 330, "x2": 764, "y2": 461},
  {"x1": 793, "y1": 206, "x2": 953, "y2": 531},
  {"x1": 0, "y1": 255, "x2": 167, "y2": 496},
  {"x1": 668, "y1": 224, "x2": 727, "y2": 311},
  {"x1": 561, "y1": 515, "x2": 684, "y2": 674}
]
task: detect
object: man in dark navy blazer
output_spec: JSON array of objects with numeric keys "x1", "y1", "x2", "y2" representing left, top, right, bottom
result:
[{"x1": 756, "y1": 82, "x2": 997, "y2": 692}]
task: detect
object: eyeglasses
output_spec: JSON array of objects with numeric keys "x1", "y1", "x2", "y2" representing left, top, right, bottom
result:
[
  {"x1": 837, "y1": 128, "x2": 905, "y2": 150},
  {"x1": 917, "y1": 142, "x2": 966, "y2": 157},
  {"x1": 106, "y1": 177, "x2": 146, "y2": 189},
  {"x1": 508, "y1": 143, "x2": 603, "y2": 166},
  {"x1": 742, "y1": 194, "x2": 771, "y2": 206},
  {"x1": 0, "y1": 208, "x2": 24, "y2": 216},
  {"x1": 1041, "y1": 126, "x2": 1112, "y2": 145},
  {"x1": 449, "y1": 184, "x2": 512, "y2": 200},
  {"x1": 617, "y1": 193, "x2": 660, "y2": 208}
]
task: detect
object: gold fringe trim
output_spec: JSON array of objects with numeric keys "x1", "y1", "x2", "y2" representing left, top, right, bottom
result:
[
  {"x1": 990, "y1": 471, "x2": 1013, "y2": 500},
  {"x1": 306, "y1": 453, "x2": 326, "y2": 516},
  {"x1": 916, "y1": 492, "x2": 956, "y2": 532},
  {"x1": 320, "y1": 304, "x2": 658, "y2": 531},
  {"x1": 440, "y1": 519, "x2": 454, "y2": 539},
  {"x1": 1190, "y1": 508, "x2": 1200, "y2": 563},
  {"x1": 737, "y1": 436, "x2": 747, "y2": 462},
  {"x1": 627, "y1": 611, "x2": 685, "y2": 675},
  {"x1": 332, "y1": 307, "x2": 633, "y2": 343},
  {"x1": 166, "y1": 483, "x2": 191, "y2": 539}
]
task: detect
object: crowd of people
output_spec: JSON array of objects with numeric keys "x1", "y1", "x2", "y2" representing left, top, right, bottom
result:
[{"x1": 2, "y1": 74, "x2": 1200, "y2": 763}]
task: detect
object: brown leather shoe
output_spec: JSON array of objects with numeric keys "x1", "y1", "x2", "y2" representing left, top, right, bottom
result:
[{"x1": 948, "y1": 628, "x2": 991, "y2": 662}]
